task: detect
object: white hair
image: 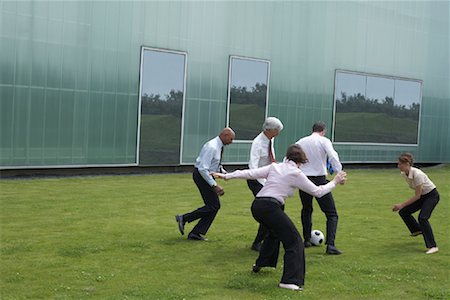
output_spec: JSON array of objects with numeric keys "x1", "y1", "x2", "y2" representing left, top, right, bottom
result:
[{"x1": 263, "y1": 117, "x2": 284, "y2": 131}]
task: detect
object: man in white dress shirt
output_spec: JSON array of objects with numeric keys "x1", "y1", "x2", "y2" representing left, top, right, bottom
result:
[
  {"x1": 247, "y1": 117, "x2": 284, "y2": 251},
  {"x1": 296, "y1": 121, "x2": 343, "y2": 254},
  {"x1": 175, "y1": 127, "x2": 235, "y2": 241}
]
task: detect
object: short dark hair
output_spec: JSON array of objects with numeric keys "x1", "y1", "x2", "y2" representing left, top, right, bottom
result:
[
  {"x1": 286, "y1": 144, "x2": 308, "y2": 164},
  {"x1": 312, "y1": 121, "x2": 326, "y2": 133},
  {"x1": 398, "y1": 153, "x2": 414, "y2": 166}
]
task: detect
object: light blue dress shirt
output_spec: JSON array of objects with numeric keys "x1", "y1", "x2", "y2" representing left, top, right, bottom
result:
[{"x1": 194, "y1": 136, "x2": 224, "y2": 187}]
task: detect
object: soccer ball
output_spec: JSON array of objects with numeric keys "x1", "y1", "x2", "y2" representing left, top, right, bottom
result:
[{"x1": 310, "y1": 230, "x2": 324, "y2": 246}]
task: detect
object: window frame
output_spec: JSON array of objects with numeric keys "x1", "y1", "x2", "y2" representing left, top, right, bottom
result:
[
  {"x1": 136, "y1": 46, "x2": 188, "y2": 165},
  {"x1": 226, "y1": 55, "x2": 271, "y2": 143},
  {"x1": 332, "y1": 69, "x2": 423, "y2": 146}
]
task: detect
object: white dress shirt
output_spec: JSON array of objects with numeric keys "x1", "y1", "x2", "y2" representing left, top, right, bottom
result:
[
  {"x1": 195, "y1": 136, "x2": 223, "y2": 187},
  {"x1": 249, "y1": 132, "x2": 275, "y2": 185},
  {"x1": 402, "y1": 167, "x2": 436, "y2": 195},
  {"x1": 224, "y1": 160, "x2": 337, "y2": 205},
  {"x1": 296, "y1": 132, "x2": 342, "y2": 176}
]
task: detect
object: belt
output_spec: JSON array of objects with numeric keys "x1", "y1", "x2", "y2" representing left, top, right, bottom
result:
[{"x1": 255, "y1": 197, "x2": 283, "y2": 206}]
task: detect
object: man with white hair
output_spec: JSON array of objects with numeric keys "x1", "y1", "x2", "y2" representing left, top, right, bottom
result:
[{"x1": 247, "y1": 117, "x2": 284, "y2": 251}]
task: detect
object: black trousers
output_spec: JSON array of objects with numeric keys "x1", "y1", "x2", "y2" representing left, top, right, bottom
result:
[
  {"x1": 299, "y1": 175, "x2": 338, "y2": 246},
  {"x1": 247, "y1": 180, "x2": 269, "y2": 244},
  {"x1": 399, "y1": 188, "x2": 440, "y2": 248},
  {"x1": 251, "y1": 198, "x2": 305, "y2": 286},
  {"x1": 183, "y1": 169, "x2": 221, "y2": 235}
]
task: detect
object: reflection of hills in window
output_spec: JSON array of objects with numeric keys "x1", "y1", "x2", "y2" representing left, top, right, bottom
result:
[
  {"x1": 141, "y1": 89, "x2": 183, "y2": 117},
  {"x1": 230, "y1": 83, "x2": 267, "y2": 109},
  {"x1": 336, "y1": 92, "x2": 420, "y2": 120}
]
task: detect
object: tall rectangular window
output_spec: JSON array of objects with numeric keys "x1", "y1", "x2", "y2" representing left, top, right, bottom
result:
[
  {"x1": 227, "y1": 56, "x2": 270, "y2": 141},
  {"x1": 333, "y1": 70, "x2": 421, "y2": 145},
  {"x1": 138, "y1": 47, "x2": 186, "y2": 165}
]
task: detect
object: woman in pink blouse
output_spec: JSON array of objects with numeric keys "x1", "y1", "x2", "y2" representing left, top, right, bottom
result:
[{"x1": 213, "y1": 144, "x2": 347, "y2": 291}]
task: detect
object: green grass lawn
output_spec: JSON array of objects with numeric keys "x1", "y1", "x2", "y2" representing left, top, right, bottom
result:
[{"x1": 1, "y1": 165, "x2": 449, "y2": 299}]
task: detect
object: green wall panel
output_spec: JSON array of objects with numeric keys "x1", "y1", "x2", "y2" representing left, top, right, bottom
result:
[{"x1": 0, "y1": 1, "x2": 448, "y2": 168}]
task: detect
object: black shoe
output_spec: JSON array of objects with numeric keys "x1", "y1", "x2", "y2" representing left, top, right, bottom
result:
[
  {"x1": 251, "y1": 242, "x2": 261, "y2": 252},
  {"x1": 304, "y1": 240, "x2": 313, "y2": 248},
  {"x1": 326, "y1": 245, "x2": 342, "y2": 255},
  {"x1": 175, "y1": 214, "x2": 185, "y2": 235},
  {"x1": 252, "y1": 264, "x2": 261, "y2": 273},
  {"x1": 188, "y1": 232, "x2": 208, "y2": 241}
]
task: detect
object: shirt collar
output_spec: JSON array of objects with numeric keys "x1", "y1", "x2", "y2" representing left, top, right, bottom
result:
[
  {"x1": 215, "y1": 136, "x2": 224, "y2": 148},
  {"x1": 261, "y1": 132, "x2": 271, "y2": 142},
  {"x1": 401, "y1": 168, "x2": 414, "y2": 179},
  {"x1": 283, "y1": 159, "x2": 299, "y2": 168}
]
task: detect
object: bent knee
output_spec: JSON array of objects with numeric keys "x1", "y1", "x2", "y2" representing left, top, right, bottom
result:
[
  {"x1": 207, "y1": 203, "x2": 221, "y2": 212},
  {"x1": 418, "y1": 216, "x2": 430, "y2": 223},
  {"x1": 398, "y1": 209, "x2": 409, "y2": 217}
]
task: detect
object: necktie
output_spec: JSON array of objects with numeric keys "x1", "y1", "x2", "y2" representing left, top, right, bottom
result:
[
  {"x1": 219, "y1": 147, "x2": 224, "y2": 165},
  {"x1": 218, "y1": 147, "x2": 224, "y2": 173},
  {"x1": 268, "y1": 139, "x2": 275, "y2": 163}
]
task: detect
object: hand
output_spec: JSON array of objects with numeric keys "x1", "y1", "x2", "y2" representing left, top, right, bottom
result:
[
  {"x1": 333, "y1": 171, "x2": 347, "y2": 185},
  {"x1": 211, "y1": 172, "x2": 227, "y2": 180},
  {"x1": 214, "y1": 185, "x2": 225, "y2": 196},
  {"x1": 392, "y1": 204, "x2": 403, "y2": 212}
]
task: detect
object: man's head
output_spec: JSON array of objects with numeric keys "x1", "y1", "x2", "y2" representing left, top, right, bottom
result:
[
  {"x1": 219, "y1": 127, "x2": 235, "y2": 145},
  {"x1": 312, "y1": 121, "x2": 327, "y2": 136},
  {"x1": 263, "y1": 117, "x2": 284, "y2": 139}
]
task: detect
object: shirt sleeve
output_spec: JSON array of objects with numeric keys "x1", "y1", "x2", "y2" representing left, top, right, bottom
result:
[
  {"x1": 323, "y1": 139, "x2": 342, "y2": 173},
  {"x1": 197, "y1": 146, "x2": 217, "y2": 186},
  {"x1": 413, "y1": 171, "x2": 426, "y2": 187},
  {"x1": 248, "y1": 141, "x2": 260, "y2": 170},
  {"x1": 295, "y1": 171, "x2": 336, "y2": 198},
  {"x1": 225, "y1": 164, "x2": 272, "y2": 180}
]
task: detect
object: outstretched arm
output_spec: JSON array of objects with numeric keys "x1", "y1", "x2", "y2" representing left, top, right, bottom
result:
[
  {"x1": 213, "y1": 164, "x2": 272, "y2": 181},
  {"x1": 296, "y1": 171, "x2": 347, "y2": 198},
  {"x1": 392, "y1": 185, "x2": 422, "y2": 211}
]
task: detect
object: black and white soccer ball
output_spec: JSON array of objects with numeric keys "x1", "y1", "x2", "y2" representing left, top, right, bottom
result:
[{"x1": 310, "y1": 230, "x2": 324, "y2": 246}]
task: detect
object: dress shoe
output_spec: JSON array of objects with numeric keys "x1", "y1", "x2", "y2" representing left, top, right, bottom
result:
[
  {"x1": 187, "y1": 232, "x2": 208, "y2": 241},
  {"x1": 278, "y1": 283, "x2": 303, "y2": 291},
  {"x1": 251, "y1": 242, "x2": 261, "y2": 252},
  {"x1": 410, "y1": 231, "x2": 422, "y2": 237},
  {"x1": 426, "y1": 247, "x2": 438, "y2": 254},
  {"x1": 252, "y1": 264, "x2": 261, "y2": 273},
  {"x1": 304, "y1": 240, "x2": 313, "y2": 248},
  {"x1": 175, "y1": 214, "x2": 185, "y2": 235},
  {"x1": 326, "y1": 245, "x2": 342, "y2": 255}
]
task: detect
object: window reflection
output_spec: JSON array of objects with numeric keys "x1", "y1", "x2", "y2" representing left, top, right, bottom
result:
[
  {"x1": 139, "y1": 48, "x2": 186, "y2": 165},
  {"x1": 334, "y1": 71, "x2": 421, "y2": 144},
  {"x1": 228, "y1": 57, "x2": 269, "y2": 140}
]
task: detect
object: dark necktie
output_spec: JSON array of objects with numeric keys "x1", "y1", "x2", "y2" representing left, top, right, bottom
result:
[
  {"x1": 219, "y1": 147, "x2": 224, "y2": 165},
  {"x1": 268, "y1": 139, "x2": 275, "y2": 163}
]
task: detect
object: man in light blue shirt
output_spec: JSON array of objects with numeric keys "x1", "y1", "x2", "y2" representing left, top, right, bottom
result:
[{"x1": 176, "y1": 127, "x2": 235, "y2": 240}]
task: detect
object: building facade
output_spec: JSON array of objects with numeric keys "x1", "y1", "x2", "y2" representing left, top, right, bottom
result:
[{"x1": 1, "y1": 1, "x2": 449, "y2": 169}]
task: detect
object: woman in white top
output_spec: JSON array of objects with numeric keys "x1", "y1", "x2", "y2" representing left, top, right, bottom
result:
[
  {"x1": 213, "y1": 144, "x2": 347, "y2": 291},
  {"x1": 392, "y1": 153, "x2": 440, "y2": 254}
]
